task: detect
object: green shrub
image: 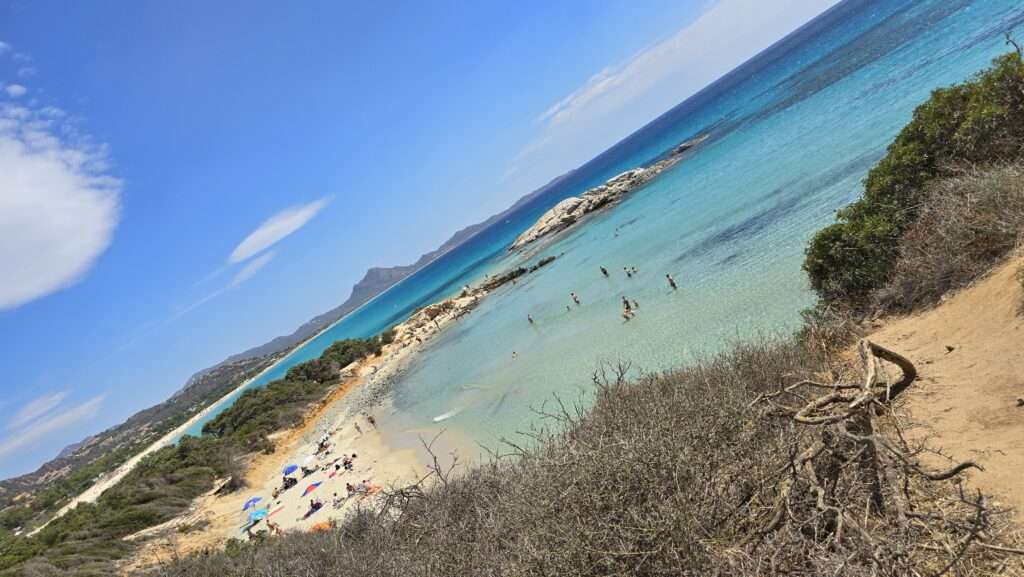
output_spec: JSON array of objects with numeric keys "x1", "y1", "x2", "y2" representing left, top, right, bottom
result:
[{"x1": 805, "y1": 52, "x2": 1024, "y2": 307}]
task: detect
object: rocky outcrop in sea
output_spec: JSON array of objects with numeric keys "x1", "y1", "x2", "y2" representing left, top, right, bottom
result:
[{"x1": 509, "y1": 134, "x2": 707, "y2": 251}]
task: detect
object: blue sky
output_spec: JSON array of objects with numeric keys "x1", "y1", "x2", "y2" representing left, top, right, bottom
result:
[{"x1": 0, "y1": 0, "x2": 837, "y2": 478}]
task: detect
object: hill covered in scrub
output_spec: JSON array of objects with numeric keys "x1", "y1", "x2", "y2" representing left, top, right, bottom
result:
[
  {"x1": 0, "y1": 335, "x2": 392, "y2": 576},
  {"x1": 145, "y1": 51, "x2": 1024, "y2": 577},
  {"x1": 0, "y1": 355, "x2": 276, "y2": 532}
]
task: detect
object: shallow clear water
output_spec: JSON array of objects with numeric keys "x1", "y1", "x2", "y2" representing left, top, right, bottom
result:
[
  {"x1": 384, "y1": 0, "x2": 1024, "y2": 449},
  {"x1": 181, "y1": 0, "x2": 1024, "y2": 444}
]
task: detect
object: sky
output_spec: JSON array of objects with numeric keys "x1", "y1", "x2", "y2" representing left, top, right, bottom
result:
[{"x1": 0, "y1": 0, "x2": 838, "y2": 479}]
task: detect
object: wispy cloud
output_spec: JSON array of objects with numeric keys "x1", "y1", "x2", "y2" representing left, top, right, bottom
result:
[
  {"x1": 0, "y1": 41, "x2": 9, "y2": 55},
  {"x1": 231, "y1": 250, "x2": 275, "y2": 287},
  {"x1": 510, "y1": 0, "x2": 838, "y2": 184},
  {"x1": 229, "y1": 198, "x2": 329, "y2": 264},
  {"x1": 4, "y1": 84, "x2": 26, "y2": 98},
  {"x1": 0, "y1": 396, "x2": 103, "y2": 459},
  {"x1": 8, "y1": 392, "x2": 68, "y2": 430},
  {"x1": 174, "y1": 251, "x2": 277, "y2": 319},
  {"x1": 0, "y1": 102, "x2": 122, "y2": 310}
]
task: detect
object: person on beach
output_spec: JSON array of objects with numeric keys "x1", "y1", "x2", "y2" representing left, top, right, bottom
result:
[
  {"x1": 267, "y1": 520, "x2": 282, "y2": 536},
  {"x1": 367, "y1": 415, "x2": 377, "y2": 428},
  {"x1": 332, "y1": 492, "x2": 344, "y2": 509},
  {"x1": 600, "y1": 266, "x2": 609, "y2": 277},
  {"x1": 346, "y1": 482, "x2": 357, "y2": 498},
  {"x1": 666, "y1": 273, "x2": 678, "y2": 290},
  {"x1": 354, "y1": 422, "x2": 363, "y2": 435}
]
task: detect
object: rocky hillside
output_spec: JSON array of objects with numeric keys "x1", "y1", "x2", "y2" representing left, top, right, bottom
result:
[{"x1": 0, "y1": 355, "x2": 273, "y2": 513}]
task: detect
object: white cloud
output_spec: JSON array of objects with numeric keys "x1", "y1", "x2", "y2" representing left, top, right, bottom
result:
[
  {"x1": 228, "y1": 198, "x2": 328, "y2": 264},
  {"x1": 17, "y1": 67, "x2": 37, "y2": 78},
  {"x1": 0, "y1": 41, "x2": 9, "y2": 55},
  {"x1": 510, "y1": 0, "x2": 839, "y2": 189},
  {"x1": 231, "y1": 250, "x2": 275, "y2": 287},
  {"x1": 5, "y1": 84, "x2": 27, "y2": 98},
  {"x1": 8, "y1": 392, "x2": 68, "y2": 430},
  {"x1": 0, "y1": 104, "x2": 122, "y2": 310},
  {"x1": 0, "y1": 396, "x2": 103, "y2": 459}
]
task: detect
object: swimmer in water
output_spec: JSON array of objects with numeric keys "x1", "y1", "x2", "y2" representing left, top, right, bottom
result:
[
  {"x1": 512, "y1": 351, "x2": 518, "y2": 360},
  {"x1": 666, "y1": 273, "x2": 678, "y2": 290},
  {"x1": 600, "y1": 266, "x2": 609, "y2": 277},
  {"x1": 571, "y1": 292, "x2": 581, "y2": 305},
  {"x1": 528, "y1": 314, "x2": 534, "y2": 324},
  {"x1": 624, "y1": 267, "x2": 632, "y2": 279}
]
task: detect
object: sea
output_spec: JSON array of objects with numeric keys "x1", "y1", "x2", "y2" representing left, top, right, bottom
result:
[{"x1": 180, "y1": 0, "x2": 1024, "y2": 452}]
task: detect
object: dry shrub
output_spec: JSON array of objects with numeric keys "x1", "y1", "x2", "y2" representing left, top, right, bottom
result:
[
  {"x1": 876, "y1": 163, "x2": 1024, "y2": 312},
  {"x1": 147, "y1": 338, "x2": 1021, "y2": 577}
]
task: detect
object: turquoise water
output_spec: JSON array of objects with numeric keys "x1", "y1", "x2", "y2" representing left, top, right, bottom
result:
[
  {"x1": 181, "y1": 0, "x2": 1024, "y2": 443},
  {"x1": 384, "y1": 0, "x2": 1024, "y2": 448}
]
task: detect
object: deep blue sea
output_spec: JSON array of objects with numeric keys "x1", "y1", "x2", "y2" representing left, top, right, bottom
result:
[{"x1": 181, "y1": 0, "x2": 1024, "y2": 444}]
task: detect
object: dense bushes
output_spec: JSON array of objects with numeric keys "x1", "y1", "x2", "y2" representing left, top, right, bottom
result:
[
  {"x1": 150, "y1": 336, "x2": 1018, "y2": 577},
  {"x1": 874, "y1": 164, "x2": 1024, "y2": 311},
  {"x1": 805, "y1": 51, "x2": 1024, "y2": 307}
]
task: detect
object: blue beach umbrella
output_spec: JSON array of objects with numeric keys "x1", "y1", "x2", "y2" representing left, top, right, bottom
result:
[
  {"x1": 242, "y1": 496, "x2": 262, "y2": 511},
  {"x1": 282, "y1": 464, "x2": 298, "y2": 475}
]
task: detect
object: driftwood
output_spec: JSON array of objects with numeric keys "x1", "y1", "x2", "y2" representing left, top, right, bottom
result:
[{"x1": 746, "y1": 339, "x2": 1019, "y2": 575}]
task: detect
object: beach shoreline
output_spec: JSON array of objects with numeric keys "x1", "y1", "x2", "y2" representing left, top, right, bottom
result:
[{"x1": 122, "y1": 276, "x2": 513, "y2": 570}]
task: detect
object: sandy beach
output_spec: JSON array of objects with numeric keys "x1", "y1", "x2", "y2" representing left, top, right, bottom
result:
[{"x1": 122, "y1": 286, "x2": 491, "y2": 571}]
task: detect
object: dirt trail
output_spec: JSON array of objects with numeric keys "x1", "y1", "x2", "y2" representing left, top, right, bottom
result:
[{"x1": 870, "y1": 256, "x2": 1024, "y2": 519}]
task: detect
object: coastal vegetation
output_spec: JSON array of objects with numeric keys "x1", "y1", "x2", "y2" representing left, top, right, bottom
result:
[
  {"x1": 804, "y1": 50, "x2": 1024, "y2": 310},
  {"x1": 0, "y1": 354, "x2": 276, "y2": 536},
  {"x1": 0, "y1": 334, "x2": 391, "y2": 576},
  {"x1": 150, "y1": 332, "x2": 1019, "y2": 577}
]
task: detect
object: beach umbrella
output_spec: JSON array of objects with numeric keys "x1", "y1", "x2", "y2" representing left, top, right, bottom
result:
[
  {"x1": 302, "y1": 481, "x2": 322, "y2": 496},
  {"x1": 303, "y1": 454, "x2": 319, "y2": 467},
  {"x1": 282, "y1": 464, "x2": 298, "y2": 475},
  {"x1": 242, "y1": 496, "x2": 262, "y2": 511},
  {"x1": 249, "y1": 509, "x2": 268, "y2": 522}
]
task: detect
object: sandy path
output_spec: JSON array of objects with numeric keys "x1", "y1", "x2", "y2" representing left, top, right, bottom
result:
[{"x1": 870, "y1": 256, "x2": 1024, "y2": 520}]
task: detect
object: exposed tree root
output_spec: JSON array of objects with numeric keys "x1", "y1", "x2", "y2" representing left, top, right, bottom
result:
[{"x1": 746, "y1": 339, "x2": 1020, "y2": 576}]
